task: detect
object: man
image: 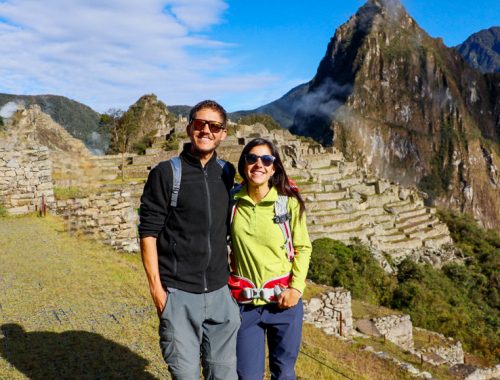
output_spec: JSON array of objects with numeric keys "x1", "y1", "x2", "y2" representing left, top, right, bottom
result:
[{"x1": 139, "y1": 100, "x2": 239, "y2": 380}]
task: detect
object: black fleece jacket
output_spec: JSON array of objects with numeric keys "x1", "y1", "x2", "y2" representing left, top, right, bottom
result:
[{"x1": 139, "y1": 144, "x2": 235, "y2": 293}]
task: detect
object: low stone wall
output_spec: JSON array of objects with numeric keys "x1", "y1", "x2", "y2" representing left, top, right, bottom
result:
[
  {"x1": 426, "y1": 341, "x2": 464, "y2": 365},
  {"x1": 0, "y1": 145, "x2": 54, "y2": 214},
  {"x1": 450, "y1": 364, "x2": 500, "y2": 380},
  {"x1": 53, "y1": 191, "x2": 139, "y2": 252},
  {"x1": 372, "y1": 314, "x2": 414, "y2": 351},
  {"x1": 303, "y1": 288, "x2": 353, "y2": 337}
]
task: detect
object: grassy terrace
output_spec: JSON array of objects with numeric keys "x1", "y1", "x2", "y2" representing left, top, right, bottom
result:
[{"x1": 0, "y1": 214, "x2": 419, "y2": 379}]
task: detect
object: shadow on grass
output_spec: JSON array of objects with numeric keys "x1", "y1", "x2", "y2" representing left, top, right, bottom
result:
[{"x1": 1, "y1": 324, "x2": 157, "y2": 380}]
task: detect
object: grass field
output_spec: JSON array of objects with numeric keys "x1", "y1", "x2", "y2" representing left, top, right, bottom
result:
[{"x1": 0, "y1": 214, "x2": 417, "y2": 379}]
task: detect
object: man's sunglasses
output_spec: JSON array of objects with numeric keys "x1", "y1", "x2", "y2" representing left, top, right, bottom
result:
[
  {"x1": 244, "y1": 153, "x2": 276, "y2": 167},
  {"x1": 191, "y1": 118, "x2": 225, "y2": 133}
]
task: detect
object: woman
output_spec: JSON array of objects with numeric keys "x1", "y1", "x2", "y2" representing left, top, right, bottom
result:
[{"x1": 229, "y1": 138, "x2": 312, "y2": 380}]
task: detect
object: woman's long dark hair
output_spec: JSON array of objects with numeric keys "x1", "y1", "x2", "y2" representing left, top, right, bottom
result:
[{"x1": 238, "y1": 138, "x2": 306, "y2": 217}]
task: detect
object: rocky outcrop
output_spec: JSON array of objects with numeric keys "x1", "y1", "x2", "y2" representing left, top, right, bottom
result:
[{"x1": 108, "y1": 94, "x2": 173, "y2": 155}]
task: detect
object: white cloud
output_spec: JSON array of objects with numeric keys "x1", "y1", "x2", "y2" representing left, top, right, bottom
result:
[
  {"x1": 0, "y1": 0, "x2": 279, "y2": 112},
  {"x1": 0, "y1": 101, "x2": 19, "y2": 118}
]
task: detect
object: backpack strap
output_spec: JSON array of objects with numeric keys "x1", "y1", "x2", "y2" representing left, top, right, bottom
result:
[
  {"x1": 216, "y1": 158, "x2": 226, "y2": 169},
  {"x1": 217, "y1": 158, "x2": 235, "y2": 190},
  {"x1": 169, "y1": 156, "x2": 182, "y2": 207},
  {"x1": 170, "y1": 157, "x2": 232, "y2": 208},
  {"x1": 274, "y1": 196, "x2": 294, "y2": 262}
]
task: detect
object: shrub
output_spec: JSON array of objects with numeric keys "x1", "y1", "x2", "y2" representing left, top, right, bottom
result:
[
  {"x1": 309, "y1": 234, "x2": 499, "y2": 362},
  {"x1": 132, "y1": 132, "x2": 156, "y2": 155},
  {"x1": 309, "y1": 239, "x2": 396, "y2": 304}
]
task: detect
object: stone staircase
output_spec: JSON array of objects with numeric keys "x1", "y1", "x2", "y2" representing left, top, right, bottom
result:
[{"x1": 90, "y1": 122, "x2": 453, "y2": 262}]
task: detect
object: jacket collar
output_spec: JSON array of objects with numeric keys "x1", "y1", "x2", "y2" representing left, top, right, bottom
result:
[
  {"x1": 181, "y1": 142, "x2": 218, "y2": 168},
  {"x1": 235, "y1": 185, "x2": 278, "y2": 206}
]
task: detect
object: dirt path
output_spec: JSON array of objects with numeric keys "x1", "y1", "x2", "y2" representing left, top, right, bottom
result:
[{"x1": 0, "y1": 215, "x2": 166, "y2": 379}]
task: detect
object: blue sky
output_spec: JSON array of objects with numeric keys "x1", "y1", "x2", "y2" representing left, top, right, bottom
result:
[{"x1": 0, "y1": 0, "x2": 498, "y2": 113}]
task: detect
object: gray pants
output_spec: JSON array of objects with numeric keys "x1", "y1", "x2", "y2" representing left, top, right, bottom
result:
[{"x1": 159, "y1": 286, "x2": 240, "y2": 380}]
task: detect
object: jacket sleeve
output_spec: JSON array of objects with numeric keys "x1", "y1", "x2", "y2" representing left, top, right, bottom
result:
[
  {"x1": 138, "y1": 164, "x2": 170, "y2": 238},
  {"x1": 288, "y1": 197, "x2": 312, "y2": 293}
]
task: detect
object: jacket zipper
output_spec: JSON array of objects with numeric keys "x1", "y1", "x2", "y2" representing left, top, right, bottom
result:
[{"x1": 203, "y1": 166, "x2": 211, "y2": 292}]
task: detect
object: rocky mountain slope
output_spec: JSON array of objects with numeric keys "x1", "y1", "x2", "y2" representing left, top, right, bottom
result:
[
  {"x1": 251, "y1": 0, "x2": 500, "y2": 232},
  {"x1": 455, "y1": 27, "x2": 500, "y2": 73},
  {"x1": 3, "y1": 104, "x2": 98, "y2": 187},
  {"x1": 0, "y1": 93, "x2": 102, "y2": 152}
]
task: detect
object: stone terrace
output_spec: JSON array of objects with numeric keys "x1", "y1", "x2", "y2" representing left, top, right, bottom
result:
[{"x1": 59, "y1": 122, "x2": 455, "y2": 263}]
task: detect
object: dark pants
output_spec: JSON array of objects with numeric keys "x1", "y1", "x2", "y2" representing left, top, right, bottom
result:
[{"x1": 236, "y1": 300, "x2": 303, "y2": 380}]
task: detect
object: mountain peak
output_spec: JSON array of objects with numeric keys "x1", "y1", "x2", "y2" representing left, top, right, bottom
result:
[{"x1": 368, "y1": 0, "x2": 403, "y2": 8}]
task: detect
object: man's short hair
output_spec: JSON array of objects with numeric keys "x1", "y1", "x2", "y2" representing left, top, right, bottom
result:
[{"x1": 189, "y1": 100, "x2": 227, "y2": 126}]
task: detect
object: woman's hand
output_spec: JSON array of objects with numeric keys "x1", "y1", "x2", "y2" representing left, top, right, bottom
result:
[{"x1": 277, "y1": 287, "x2": 301, "y2": 309}]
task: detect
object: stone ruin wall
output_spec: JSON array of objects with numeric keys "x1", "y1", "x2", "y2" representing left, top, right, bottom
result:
[
  {"x1": 305, "y1": 289, "x2": 471, "y2": 369},
  {"x1": 450, "y1": 364, "x2": 500, "y2": 380},
  {"x1": 372, "y1": 314, "x2": 414, "y2": 351},
  {"x1": 0, "y1": 145, "x2": 55, "y2": 214},
  {"x1": 53, "y1": 191, "x2": 139, "y2": 253},
  {"x1": 303, "y1": 288, "x2": 354, "y2": 337}
]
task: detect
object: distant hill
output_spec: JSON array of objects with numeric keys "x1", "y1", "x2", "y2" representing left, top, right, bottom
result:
[
  {"x1": 0, "y1": 94, "x2": 102, "y2": 153},
  {"x1": 455, "y1": 27, "x2": 500, "y2": 73},
  {"x1": 167, "y1": 105, "x2": 191, "y2": 119},
  {"x1": 230, "y1": 83, "x2": 309, "y2": 128}
]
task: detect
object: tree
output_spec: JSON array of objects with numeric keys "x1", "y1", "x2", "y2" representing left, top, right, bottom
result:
[
  {"x1": 100, "y1": 109, "x2": 139, "y2": 181},
  {"x1": 0, "y1": 115, "x2": 4, "y2": 129}
]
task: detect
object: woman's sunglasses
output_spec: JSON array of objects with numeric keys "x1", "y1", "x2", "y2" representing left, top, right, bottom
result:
[
  {"x1": 191, "y1": 118, "x2": 225, "y2": 133},
  {"x1": 244, "y1": 153, "x2": 276, "y2": 167}
]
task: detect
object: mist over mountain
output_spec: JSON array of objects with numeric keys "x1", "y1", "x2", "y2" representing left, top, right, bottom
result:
[{"x1": 455, "y1": 27, "x2": 500, "y2": 73}]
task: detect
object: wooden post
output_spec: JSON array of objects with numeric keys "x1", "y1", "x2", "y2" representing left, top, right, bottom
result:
[
  {"x1": 339, "y1": 310, "x2": 343, "y2": 337},
  {"x1": 332, "y1": 309, "x2": 343, "y2": 337},
  {"x1": 42, "y1": 193, "x2": 47, "y2": 217}
]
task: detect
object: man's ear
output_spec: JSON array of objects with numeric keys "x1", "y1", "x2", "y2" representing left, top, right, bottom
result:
[{"x1": 220, "y1": 129, "x2": 228, "y2": 141}]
